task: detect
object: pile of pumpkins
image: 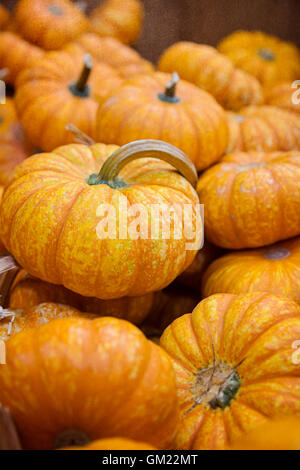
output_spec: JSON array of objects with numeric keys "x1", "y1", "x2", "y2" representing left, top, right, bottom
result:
[{"x1": 0, "y1": 0, "x2": 300, "y2": 451}]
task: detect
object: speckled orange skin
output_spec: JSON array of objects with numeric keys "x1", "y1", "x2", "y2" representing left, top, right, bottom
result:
[
  {"x1": 0, "y1": 32, "x2": 43, "y2": 85},
  {"x1": 160, "y1": 292, "x2": 300, "y2": 450},
  {"x1": 218, "y1": 31, "x2": 300, "y2": 86},
  {"x1": 0, "y1": 5, "x2": 10, "y2": 29},
  {"x1": 158, "y1": 42, "x2": 263, "y2": 111},
  {"x1": 202, "y1": 237, "x2": 300, "y2": 303},
  {"x1": 90, "y1": 0, "x2": 144, "y2": 45},
  {"x1": 66, "y1": 33, "x2": 154, "y2": 79},
  {"x1": 13, "y1": 0, "x2": 89, "y2": 50},
  {"x1": 226, "y1": 106, "x2": 300, "y2": 153},
  {"x1": 230, "y1": 418, "x2": 300, "y2": 450},
  {"x1": 0, "y1": 142, "x2": 199, "y2": 299},
  {"x1": 63, "y1": 437, "x2": 156, "y2": 450},
  {"x1": 265, "y1": 82, "x2": 300, "y2": 115},
  {"x1": 96, "y1": 72, "x2": 228, "y2": 171},
  {"x1": 177, "y1": 241, "x2": 223, "y2": 292},
  {"x1": 15, "y1": 47, "x2": 122, "y2": 151},
  {"x1": 197, "y1": 151, "x2": 300, "y2": 249},
  {"x1": 9, "y1": 269, "x2": 154, "y2": 325},
  {"x1": 0, "y1": 316, "x2": 179, "y2": 449}
]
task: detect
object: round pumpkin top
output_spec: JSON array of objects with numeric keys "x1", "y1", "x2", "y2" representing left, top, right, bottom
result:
[
  {"x1": 0, "y1": 140, "x2": 200, "y2": 299},
  {"x1": 15, "y1": 47, "x2": 123, "y2": 151},
  {"x1": 160, "y1": 291, "x2": 300, "y2": 450},
  {"x1": 0, "y1": 316, "x2": 179, "y2": 449},
  {"x1": 218, "y1": 30, "x2": 300, "y2": 86},
  {"x1": 13, "y1": 0, "x2": 89, "y2": 50},
  {"x1": 96, "y1": 71, "x2": 229, "y2": 170}
]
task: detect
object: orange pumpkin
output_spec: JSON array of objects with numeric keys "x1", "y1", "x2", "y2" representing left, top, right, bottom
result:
[
  {"x1": 0, "y1": 316, "x2": 179, "y2": 449},
  {"x1": 177, "y1": 241, "x2": 223, "y2": 291},
  {"x1": 15, "y1": 47, "x2": 122, "y2": 151},
  {"x1": 158, "y1": 41, "x2": 263, "y2": 111},
  {"x1": 90, "y1": 0, "x2": 144, "y2": 45},
  {"x1": 63, "y1": 437, "x2": 156, "y2": 450},
  {"x1": 65, "y1": 33, "x2": 154, "y2": 78},
  {"x1": 202, "y1": 237, "x2": 300, "y2": 303},
  {"x1": 12, "y1": 0, "x2": 89, "y2": 50},
  {"x1": 264, "y1": 81, "x2": 300, "y2": 115},
  {"x1": 226, "y1": 106, "x2": 300, "y2": 153},
  {"x1": 0, "y1": 5, "x2": 10, "y2": 29},
  {"x1": 230, "y1": 418, "x2": 300, "y2": 450},
  {"x1": 0, "y1": 140, "x2": 199, "y2": 299},
  {"x1": 96, "y1": 72, "x2": 228, "y2": 170},
  {"x1": 7, "y1": 269, "x2": 154, "y2": 325},
  {"x1": 0, "y1": 32, "x2": 43, "y2": 85},
  {"x1": 218, "y1": 31, "x2": 300, "y2": 86},
  {"x1": 197, "y1": 150, "x2": 300, "y2": 249},
  {"x1": 160, "y1": 292, "x2": 300, "y2": 450}
]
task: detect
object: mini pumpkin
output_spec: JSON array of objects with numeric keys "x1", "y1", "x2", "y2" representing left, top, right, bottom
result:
[
  {"x1": 96, "y1": 72, "x2": 228, "y2": 170},
  {"x1": 0, "y1": 32, "x2": 43, "y2": 85},
  {"x1": 160, "y1": 292, "x2": 300, "y2": 450},
  {"x1": 90, "y1": 0, "x2": 144, "y2": 45},
  {"x1": 0, "y1": 316, "x2": 179, "y2": 449},
  {"x1": 12, "y1": 0, "x2": 89, "y2": 50},
  {"x1": 230, "y1": 418, "x2": 300, "y2": 450},
  {"x1": 15, "y1": 47, "x2": 123, "y2": 151},
  {"x1": 202, "y1": 237, "x2": 300, "y2": 303},
  {"x1": 63, "y1": 437, "x2": 156, "y2": 450},
  {"x1": 264, "y1": 81, "x2": 300, "y2": 115},
  {"x1": 218, "y1": 31, "x2": 300, "y2": 86},
  {"x1": 65, "y1": 33, "x2": 154, "y2": 78},
  {"x1": 0, "y1": 5, "x2": 10, "y2": 29},
  {"x1": 226, "y1": 105, "x2": 300, "y2": 153},
  {"x1": 158, "y1": 41, "x2": 263, "y2": 111},
  {"x1": 197, "y1": 150, "x2": 300, "y2": 249},
  {"x1": 0, "y1": 139, "x2": 200, "y2": 299},
  {"x1": 7, "y1": 268, "x2": 154, "y2": 325}
]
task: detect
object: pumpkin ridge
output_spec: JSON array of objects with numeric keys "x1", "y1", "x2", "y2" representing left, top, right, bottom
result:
[
  {"x1": 264, "y1": 165, "x2": 285, "y2": 242},
  {"x1": 187, "y1": 410, "x2": 210, "y2": 450}
]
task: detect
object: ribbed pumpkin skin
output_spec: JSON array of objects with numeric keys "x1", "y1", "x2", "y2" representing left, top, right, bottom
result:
[
  {"x1": 0, "y1": 143, "x2": 199, "y2": 299},
  {"x1": 0, "y1": 32, "x2": 43, "y2": 85},
  {"x1": 218, "y1": 31, "x2": 300, "y2": 86},
  {"x1": 197, "y1": 151, "x2": 300, "y2": 249},
  {"x1": 202, "y1": 237, "x2": 300, "y2": 303},
  {"x1": 158, "y1": 42, "x2": 263, "y2": 111},
  {"x1": 66, "y1": 33, "x2": 154, "y2": 79},
  {"x1": 90, "y1": 0, "x2": 144, "y2": 45},
  {"x1": 230, "y1": 418, "x2": 300, "y2": 450},
  {"x1": 13, "y1": 0, "x2": 89, "y2": 50},
  {"x1": 0, "y1": 317, "x2": 179, "y2": 449},
  {"x1": 265, "y1": 82, "x2": 300, "y2": 115},
  {"x1": 96, "y1": 72, "x2": 228, "y2": 171},
  {"x1": 226, "y1": 106, "x2": 300, "y2": 153},
  {"x1": 0, "y1": 5, "x2": 10, "y2": 29},
  {"x1": 63, "y1": 437, "x2": 156, "y2": 450},
  {"x1": 9, "y1": 270, "x2": 154, "y2": 325},
  {"x1": 160, "y1": 292, "x2": 300, "y2": 450},
  {"x1": 15, "y1": 47, "x2": 122, "y2": 151}
]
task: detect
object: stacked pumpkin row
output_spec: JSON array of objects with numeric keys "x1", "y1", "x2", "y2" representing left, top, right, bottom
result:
[{"x1": 0, "y1": 0, "x2": 300, "y2": 451}]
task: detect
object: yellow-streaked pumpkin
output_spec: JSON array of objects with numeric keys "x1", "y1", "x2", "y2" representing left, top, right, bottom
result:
[
  {"x1": 0, "y1": 140, "x2": 200, "y2": 299},
  {"x1": 202, "y1": 237, "x2": 300, "y2": 303},
  {"x1": 12, "y1": 0, "x2": 89, "y2": 50},
  {"x1": 197, "y1": 150, "x2": 300, "y2": 249},
  {"x1": 264, "y1": 81, "x2": 300, "y2": 115},
  {"x1": 15, "y1": 47, "x2": 122, "y2": 151},
  {"x1": 226, "y1": 106, "x2": 300, "y2": 153},
  {"x1": 0, "y1": 316, "x2": 179, "y2": 449},
  {"x1": 90, "y1": 0, "x2": 144, "y2": 45},
  {"x1": 160, "y1": 292, "x2": 300, "y2": 450},
  {"x1": 218, "y1": 31, "x2": 300, "y2": 86},
  {"x1": 95, "y1": 72, "x2": 228, "y2": 171},
  {"x1": 158, "y1": 41, "x2": 263, "y2": 111}
]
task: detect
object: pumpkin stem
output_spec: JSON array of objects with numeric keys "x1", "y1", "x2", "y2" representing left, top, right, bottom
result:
[
  {"x1": 87, "y1": 139, "x2": 198, "y2": 188},
  {"x1": 0, "y1": 406, "x2": 22, "y2": 450},
  {"x1": 69, "y1": 54, "x2": 93, "y2": 98},
  {"x1": 55, "y1": 429, "x2": 91, "y2": 449},
  {"x1": 66, "y1": 124, "x2": 95, "y2": 146},
  {"x1": 158, "y1": 72, "x2": 180, "y2": 103}
]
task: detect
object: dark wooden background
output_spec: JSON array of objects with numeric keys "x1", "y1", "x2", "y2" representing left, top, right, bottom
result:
[{"x1": 1, "y1": 0, "x2": 299, "y2": 62}]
